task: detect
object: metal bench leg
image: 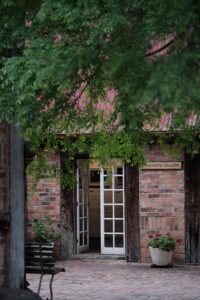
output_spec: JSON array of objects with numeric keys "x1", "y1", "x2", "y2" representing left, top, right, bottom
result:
[
  {"x1": 38, "y1": 274, "x2": 43, "y2": 295},
  {"x1": 49, "y1": 274, "x2": 54, "y2": 300}
]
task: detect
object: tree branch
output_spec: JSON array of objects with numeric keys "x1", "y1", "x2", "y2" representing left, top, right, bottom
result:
[{"x1": 146, "y1": 38, "x2": 175, "y2": 57}]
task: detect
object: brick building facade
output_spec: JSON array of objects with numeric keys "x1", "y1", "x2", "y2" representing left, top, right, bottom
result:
[
  {"x1": 0, "y1": 127, "x2": 198, "y2": 288},
  {"x1": 1, "y1": 117, "x2": 200, "y2": 289},
  {"x1": 26, "y1": 144, "x2": 186, "y2": 263}
]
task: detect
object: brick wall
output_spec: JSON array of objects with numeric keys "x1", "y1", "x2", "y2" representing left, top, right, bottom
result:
[
  {"x1": 0, "y1": 123, "x2": 9, "y2": 287},
  {"x1": 26, "y1": 145, "x2": 186, "y2": 262},
  {"x1": 26, "y1": 153, "x2": 62, "y2": 258},
  {"x1": 139, "y1": 145, "x2": 185, "y2": 262}
]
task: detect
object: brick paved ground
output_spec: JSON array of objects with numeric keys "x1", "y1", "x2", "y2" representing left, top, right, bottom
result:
[{"x1": 27, "y1": 259, "x2": 200, "y2": 300}]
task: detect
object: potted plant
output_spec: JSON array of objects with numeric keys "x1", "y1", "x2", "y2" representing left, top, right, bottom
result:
[
  {"x1": 148, "y1": 233, "x2": 176, "y2": 267},
  {"x1": 32, "y1": 215, "x2": 62, "y2": 259},
  {"x1": 33, "y1": 216, "x2": 62, "y2": 243}
]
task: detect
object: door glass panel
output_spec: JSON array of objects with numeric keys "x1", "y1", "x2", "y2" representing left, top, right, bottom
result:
[
  {"x1": 114, "y1": 176, "x2": 123, "y2": 189},
  {"x1": 104, "y1": 220, "x2": 113, "y2": 233},
  {"x1": 104, "y1": 191, "x2": 112, "y2": 203},
  {"x1": 115, "y1": 205, "x2": 123, "y2": 218},
  {"x1": 84, "y1": 220, "x2": 87, "y2": 231},
  {"x1": 80, "y1": 219, "x2": 83, "y2": 232},
  {"x1": 104, "y1": 178, "x2": 112, "y2": 189},
  {"x1": 115, "y1": 220, "x2": 123, "y2": 233},
  {"x1": 115, "y1": 191, "x2": 123, "y2": 203},
  {"x1": 79, "y1": 204, "x2": 83, "y2": 217},
  {"x1": 104, "y1": 205, "x2": 113, "y2": 218},
  {"x1": 84, "y1": 204, "x2": 87, "y2": 217},
  {"x1": 115, "y1": 234, "x2": 123, "y2": 248},
  {"x1": 79, "y1": 191, "x2": 83, "y2": 203},
  {"x1": 101, "y1": 164, "x2": 125, "y2": 255},
  {"x1": 77, "y1": 160, "x2": 89, "y2": 253},
  {"x1": 90, "y1": 169, "x2": 100, "y2": 185},
  {"x1": 80, "y1": 233, "x2": 83, "y2": 246},
  {"x1": 79, "y1": 175, "x2": 82, "y2": 189},
  {"x1": 116, "y1": 167, "x2": 123, "y2": 175},
  {"x1": 84, "y1": 233, "x2": 87, "y2": 245},
  {"x1": 105, "y1": 234, "x2": 113, "y2": 247}
]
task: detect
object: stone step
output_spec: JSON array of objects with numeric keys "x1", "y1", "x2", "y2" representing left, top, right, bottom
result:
[{"x1": 72, "y1": 252, "x2": 126, "y2": 261}]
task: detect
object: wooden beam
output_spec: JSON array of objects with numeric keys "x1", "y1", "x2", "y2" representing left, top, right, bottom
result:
[
  {"x1": 125, "y1": 165, "x2": 140, "y2": 262},
  {"x1": 9, "y1": 126, "x2": 25, "y2": 288},
  {"x1": 185, "y1": 154, "x2": 200, "y2": 263}
]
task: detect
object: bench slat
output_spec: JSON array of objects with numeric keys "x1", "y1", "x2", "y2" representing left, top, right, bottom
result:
[{"x1": 25, "y1": 242, "x2": 65, "y2": 299}]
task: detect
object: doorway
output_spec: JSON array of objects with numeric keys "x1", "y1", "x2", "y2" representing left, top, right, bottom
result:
[{"x1": 76, "y1": 160, "x2": 125, "y2": 255}]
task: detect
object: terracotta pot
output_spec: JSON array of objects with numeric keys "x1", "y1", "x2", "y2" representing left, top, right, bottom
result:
[{"x1": 149, "y1": 246, "x2": 172, "y2": 266}]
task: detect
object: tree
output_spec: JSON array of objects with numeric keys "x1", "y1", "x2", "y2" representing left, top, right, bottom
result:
[{"x1": 1, "y1": 0, "x2": 200, "y2": 174}]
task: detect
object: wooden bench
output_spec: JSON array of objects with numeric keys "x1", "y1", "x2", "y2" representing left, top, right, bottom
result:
[{"x1": 25, "y1": 242, "x2": 65, "y2": 300}]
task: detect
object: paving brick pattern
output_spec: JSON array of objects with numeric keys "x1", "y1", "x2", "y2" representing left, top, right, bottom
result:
[{"x1": 27, "y1": 260, "x2": 200, "y2": 300}]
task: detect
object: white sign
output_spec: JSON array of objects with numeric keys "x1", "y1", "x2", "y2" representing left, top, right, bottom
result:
[{"x1": 141, "y1": 161, "x2": 182, "y2": 170}]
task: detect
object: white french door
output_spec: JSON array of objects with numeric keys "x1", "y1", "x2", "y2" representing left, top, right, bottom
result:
[
  {"x1": 100, "y1": 165, "x2": 125, "y2": 255},
  {"x1": 76, "y1": 160, "x2": 89, "y2": 253}
]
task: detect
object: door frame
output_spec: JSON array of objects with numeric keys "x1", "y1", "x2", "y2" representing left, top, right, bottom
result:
[
  {"x1": 75, "y1": 159, "x2": 127, "y2": 256},
  {"x1": 76, "y1": 159, "x2": 89, "y2": 253},
  {"x1": 100, "y1": 165, "x2": 126, "y2": 255}
]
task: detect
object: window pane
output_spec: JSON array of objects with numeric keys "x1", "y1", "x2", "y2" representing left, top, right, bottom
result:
[
  {"x1": 84, "y1": 233, "x2": 87, "y2": 245},
  {"x1": 104, "y1": 205, "x2": 113, "y2": 218},
  {"x1": 80, "y1": 233, "x2": 83, "y2": 246},
  {"x1": 114, "y1": 176, "x2": 123, "y2": 189},
  {"x1": 115, "y1": 234, "x2": 123, "y2": 248},
  {"x1": 105, "y1": 234, "x2": 113, "y2": 247},
  {"x1": 113, "y1": 167, "x2": 123, "y2": 176},
  {"x1": 79, "y1": 190, "x2": 83, "y2": 203},
  {"x1": 79, "y1": 204, "x2": 83, "y2": 217},
  {"x1": 79, "y1": 175, "x2": 82, "y2": 189},
  {"x1": 80, "y1": 219, "x2": 83, "y2": 232},
  {"x1": 104, "y1": 220, "x2": 113, "y2": 233},
  {"x1": 104, "y1": 177, "x2": 112, "y2": 189},
  {"x1": 116, "y1": 167, "x2": 123, "y2": 175},
  {"x1": 84, "y1": 220, "x2": 87, "y2": 231},
  {"x1": 104, "y1": 191, "x2": 112, "y2": 204},
  {"x1": 115, "y1": 191, "x2": 123, "y2": 203},
  {"x1": 115, "y1": 220, "x2": 123, "y2": 233},
  {"x1": 115, "y1": 205, "x2": 123, "y2": 218},
  {"x1": 84, "y1": 204, "x2": 88, "y2": 217},
  {"x1": 90, "y1": 169, "x2": 100, "y2": 184},
  {"x1": 103, "y1": 169, "x2": 108, "y2": 175}
]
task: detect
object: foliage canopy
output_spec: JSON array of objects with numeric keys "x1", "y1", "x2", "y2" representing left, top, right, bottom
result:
[{"x1": 1, "y1": 0, "x2": 200, "y2": 178}]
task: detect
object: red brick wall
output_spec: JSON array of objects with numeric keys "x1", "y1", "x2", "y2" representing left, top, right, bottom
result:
[
  {"x1": 0, "y1": 123, "x2": 10, "y2": 287},
  {"x1": 26, "y1": 145, "x2": 186, "y2": 262},
  {"x1": 26, "y1": 153, "x2": 62, "y2": 258},
  {"x1": 139, "y1": 145, "x2": 185, "y2": 262}
]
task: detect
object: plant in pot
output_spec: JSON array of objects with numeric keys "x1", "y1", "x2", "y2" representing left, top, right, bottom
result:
[
  {"x1": 148, "y1": 233, "x2": 176, "y2": 267},
  {"x1": 33, "y1": 216, "x2": 62, "y2": 243},
  {"x1": 32, "y1": 216, "x2": 62, "y2": 259}
]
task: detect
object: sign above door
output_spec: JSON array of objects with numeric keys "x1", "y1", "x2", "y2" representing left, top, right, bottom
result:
[{"x1": 141, "y1": 161, "x2": 182, "y2": 170}]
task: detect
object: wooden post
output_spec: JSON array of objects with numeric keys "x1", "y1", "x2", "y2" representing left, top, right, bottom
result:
[
  {"x1": 60, "y1": 153, "x2": 75, "y2": 259},
  {"x1": 9, "y1": 125, "x2": 25, "y2": 288},
  {"x1": 125, "y1": 165, "x2": 140, "y2": 262},
  {"x1": 185, "y1": 154, "x2": 200, "y2": 263}
]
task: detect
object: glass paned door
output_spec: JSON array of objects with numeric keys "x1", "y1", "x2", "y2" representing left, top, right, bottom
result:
[
  {"x1": 77, "y1": 160, "x2": 89, "y2": 253},
  {"x1": 100, "y1": 165, "x2": 125, "y2": 255}
]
